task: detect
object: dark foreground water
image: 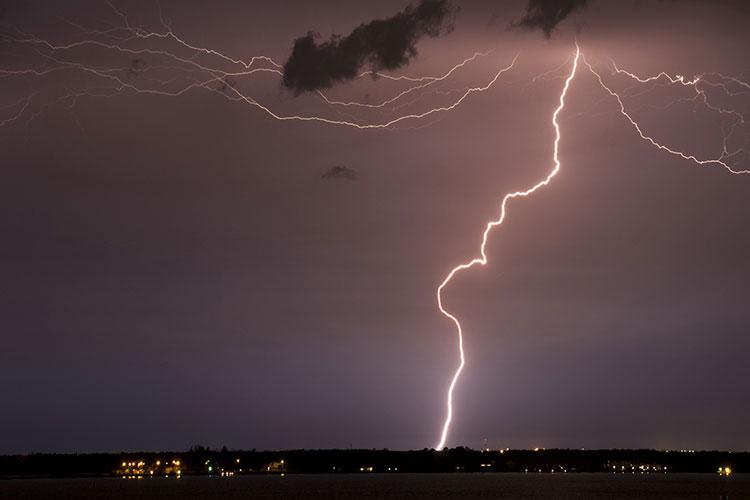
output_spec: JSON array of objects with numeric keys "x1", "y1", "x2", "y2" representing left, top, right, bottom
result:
[{"x1": 1, "y1": 474, "x2": 749, "y2": 500}]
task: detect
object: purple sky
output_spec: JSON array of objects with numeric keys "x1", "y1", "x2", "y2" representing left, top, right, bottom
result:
[{"x1": 1, "y1": 0, "x2": 749, "y2": 453}]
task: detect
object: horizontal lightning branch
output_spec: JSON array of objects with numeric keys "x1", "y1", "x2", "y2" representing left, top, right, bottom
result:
[
  {"x1": 586, "y1": 58, "x2": 750, "y2": 175},
  {"x1": 0, "y1": 7, "x2": 516, "y2": 131}
]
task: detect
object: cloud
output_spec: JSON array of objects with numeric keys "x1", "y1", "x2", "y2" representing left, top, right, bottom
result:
[
  {"x1": 282, "y1": 0, "x2": 456, "y2": 94},
  {"x1": 512, "y1": 0, "x2": 588, "y2": 38},
  {"x1": 322, "y1": 166, "x2": 358, "y2": 181}
]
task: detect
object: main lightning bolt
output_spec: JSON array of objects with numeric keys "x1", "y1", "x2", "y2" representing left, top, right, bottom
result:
[{"x1": 434, "y1": 45, "x2": 580, "y2": 450}]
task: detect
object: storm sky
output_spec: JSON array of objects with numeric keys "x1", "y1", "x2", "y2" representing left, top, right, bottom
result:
[{"x1": 1, "y1": 0, "x2": 749, "y2": 453}]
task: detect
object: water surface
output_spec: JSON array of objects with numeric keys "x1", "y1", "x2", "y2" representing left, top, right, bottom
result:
[{"x1": 1, "y1": 473, "x2": 748, "y2": 499}]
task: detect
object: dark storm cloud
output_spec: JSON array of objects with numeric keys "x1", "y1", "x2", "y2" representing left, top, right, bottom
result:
[
  {"x1": 282, "y1": 0, "x2": 456, "y2": 94},
  {"x1": 512, "y1": 0, "x2": 588, "y2": 38},
  {"x1": 322, "y1": 165, "x2": 358, "y2": 180}
]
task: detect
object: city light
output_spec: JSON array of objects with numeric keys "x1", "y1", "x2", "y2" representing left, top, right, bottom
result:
[{"x1": 719, "y1": 466, "x2": 732, "y2": 476}]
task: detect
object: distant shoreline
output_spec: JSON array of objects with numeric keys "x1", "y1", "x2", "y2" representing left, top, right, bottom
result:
[{"x1": 1, "y1": 448, "x2": 746, "y2": 478}]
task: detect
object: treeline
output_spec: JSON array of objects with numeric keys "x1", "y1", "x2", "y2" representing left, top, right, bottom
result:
[{"x1": 0, "y1": 447, "x2": 747, "y2": 478}]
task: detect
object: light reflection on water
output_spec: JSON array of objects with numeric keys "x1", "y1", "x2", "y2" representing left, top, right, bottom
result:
[{"x1": 0, "y1": 473, "x2": 748, "y2": 500}]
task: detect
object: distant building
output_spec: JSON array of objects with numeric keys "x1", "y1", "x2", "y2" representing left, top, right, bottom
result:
[
  {"x1": 114, "y1": 458, "x2": 183, "y2": 478},
  {"x1": 265, "y1": 459, "x2": 286, "y2": 473}
]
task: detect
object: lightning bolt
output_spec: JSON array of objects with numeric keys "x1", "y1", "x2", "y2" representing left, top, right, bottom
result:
[{"x1": 434, "y1": 45, "x2": 581, "y2": 450}]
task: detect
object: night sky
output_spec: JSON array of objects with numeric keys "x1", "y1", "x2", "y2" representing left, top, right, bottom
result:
[{"x1": 1, "y1": 0, "x2": 749, "y2": 454}]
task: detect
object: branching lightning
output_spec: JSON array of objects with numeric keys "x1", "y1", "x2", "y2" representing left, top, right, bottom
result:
[
  {"x1": 433, "y1": 51, "x2": 749, "y2": 448},
  {"x1": 315, "y1": 51, "x2": 493, "y2": 109},
  {"x1": 586, "y1": 58, "x2": 750, "y2": 175},
  {"x1": 0, "y1": 15, "x2": 517, "y2": 131}
]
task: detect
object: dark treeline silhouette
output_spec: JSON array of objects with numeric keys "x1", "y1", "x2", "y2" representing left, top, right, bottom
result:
[{"x1": 0, "y1": 447, "x2": 747, "y2": 478}]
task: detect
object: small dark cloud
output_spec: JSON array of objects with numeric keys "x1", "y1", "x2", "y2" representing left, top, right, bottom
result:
[
  {"x1": 282, "y1": 0, "x2": 456, "y2": 94},
  {"x1": 216, "y1": 76, "x2": 237, "y2": 94},
  {"x1": 322, "y1": 166, "x2": 358, "y2": 181},
  {"x1": 128, "y1": 58, "x2": 147, "y2": 75},
  {"x1": 512, "y1": 0, "x2": 588, "y2": 38}
]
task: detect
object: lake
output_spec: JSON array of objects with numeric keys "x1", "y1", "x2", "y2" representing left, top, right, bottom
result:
[{"x1": 1, "y1": 473, "x2": 748, "y2": 499}]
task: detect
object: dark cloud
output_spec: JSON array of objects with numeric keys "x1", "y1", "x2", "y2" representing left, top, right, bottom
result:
[
  {"x1": 128, "y1": 58, "x2": 147, "y2": 75},
  {"x1": 512, "y1": 0, "x2": 588, "y2": 38},
  {"x1": 322, "y1": 165, "x2": 358, "y2": 180},
  {"x1": 282, "y1": 0, "x2": 456, "y2": 94},
  {"x1": 216, "y1": 76, "x2": 237, "y2": 94}
]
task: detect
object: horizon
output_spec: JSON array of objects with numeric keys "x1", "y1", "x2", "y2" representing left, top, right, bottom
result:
[{"x1": 3, "y1": 446, "x2": 748, "y2": 456}]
